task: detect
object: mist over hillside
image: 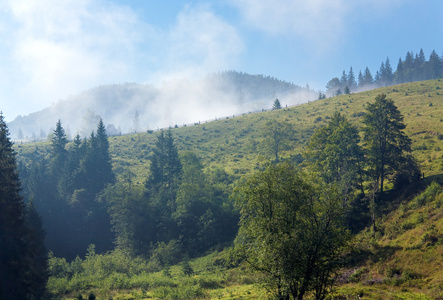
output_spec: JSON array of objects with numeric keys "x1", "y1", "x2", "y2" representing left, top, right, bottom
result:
[{"x1": 8, "y1": 71, "x2": 316, "y2": 140}]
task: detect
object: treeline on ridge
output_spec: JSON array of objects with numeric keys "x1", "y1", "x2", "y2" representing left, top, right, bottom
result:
[{"x1": 325, "y1": 49, "x2": 443, "y2": 97}]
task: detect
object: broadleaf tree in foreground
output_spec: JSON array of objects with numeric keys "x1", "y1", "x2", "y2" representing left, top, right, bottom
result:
[{"x1": 234, "y1": 162, "x2": 350, "y2": 300}]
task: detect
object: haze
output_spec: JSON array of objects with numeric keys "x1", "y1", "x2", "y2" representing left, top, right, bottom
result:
[{"x1": 0, "y1": 0, "x2": 442, "y2": 123}]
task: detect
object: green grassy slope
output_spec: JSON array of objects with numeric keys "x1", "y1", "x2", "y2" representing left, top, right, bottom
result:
[
  {"x1": 99, "y1": 79, "x2": 443, "y2": 185},
  {"x1": 16, "y1": 79, "x2": 443, "y2": 183}
]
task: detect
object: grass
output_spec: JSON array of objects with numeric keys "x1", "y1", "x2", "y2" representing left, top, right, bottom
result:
[
  {"x1": 334, "y1": 180, "x2": 443, "y2": 299},
  {"x1": 46, "y1": 248, "x2": 265, "y2": 299}
]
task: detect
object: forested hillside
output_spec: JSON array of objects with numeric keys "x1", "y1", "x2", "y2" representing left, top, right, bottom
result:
[
  {"x1": 12, "y1": 79, "x2": 443, "y2": 299},
  {"x1": 8, "y1": 71, "x2": 315, "y2": 141}
]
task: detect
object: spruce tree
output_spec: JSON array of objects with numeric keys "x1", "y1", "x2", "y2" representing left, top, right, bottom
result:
[
  {"x1": 394, "y1": 58, "x2": 404, "y2": 84},
  {"x1": 272, "y1": 98, "x2": 282, "y2": 110},
  {"x1": 362, "y1": 94, "x2": 412, "y2": 194},
  {"x1": 363, "y1": 67, "x2": 374, "y2": 86},
  {"x1": 0, "y1": 112, "x2": 47, "y2": 299},
  {"x1": 347, "y1": 67, "x2": 357, "y2": 90}
]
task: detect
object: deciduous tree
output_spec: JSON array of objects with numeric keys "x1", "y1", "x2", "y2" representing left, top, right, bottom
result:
[{"x1": 234, "y1": 162, "x2": 350, "y2": 300}]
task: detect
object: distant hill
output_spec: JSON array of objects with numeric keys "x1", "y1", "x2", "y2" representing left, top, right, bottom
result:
[{"x1": 8, "y1": 71, "x2": 315, "y2": 140}]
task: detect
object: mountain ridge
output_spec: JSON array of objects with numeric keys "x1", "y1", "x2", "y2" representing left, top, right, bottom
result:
[{"x1": 8, "y1": 71, "x2": 316, "y2": 140}]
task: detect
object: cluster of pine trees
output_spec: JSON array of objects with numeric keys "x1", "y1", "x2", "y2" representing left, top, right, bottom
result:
[
  {"x1": 326, "y1": 49, "x2": 443, "y2": 96},
  {"x1": 19, "y1": 119, "x2": 115, "y2": 259},
  {"x1": 17, "y1": 121, "x2": 238, "y2": 266}
]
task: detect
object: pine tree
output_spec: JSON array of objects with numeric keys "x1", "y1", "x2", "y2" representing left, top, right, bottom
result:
[
  {"x1": 427, "y1": 50, "x2": 441, "y2": 79},
  {"x1": 357, "y1": 70, "x2": 364, "y2": 88},
  {"x1": 272, "y1": 98, "x2": 282, "y2": 110},
  {"x1": 145, "y1": 130, "x2": 182, "y2": 243},
  {"x1": 394, "y1": 58, "x2": 404, "y2": 84},
  {"x1": 362, "y1": 94, "x2": 412, "y2": 194},
  {"x1": 347, "y1": 67, "x2": 357, "y2": 90},
  {"x1": 363, "y1": 67, "x2": 374, "y2": 86},
  {"x1": 0, "y1": 112, "x2": 47, "y2": 299},
  {"x1": 384, "y1": 57, "x2": 393, "y2": 86},
  {"x1": 340, "y1": 70, "x2": 347, "y2": 89}
]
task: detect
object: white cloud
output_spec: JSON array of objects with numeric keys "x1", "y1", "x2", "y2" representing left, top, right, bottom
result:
[
  {"x1": 227, "y1": 0, "x2": 409, "y2": 51},
  {"x1": 151, "y1": 5, "x2": 244, "y2": 82},
  {"x1": 1, "y1": 0, "x2": 153, "y2": 120},
  {"x1": 0, "y1": 1, "x2": 245, "y2": 121}
]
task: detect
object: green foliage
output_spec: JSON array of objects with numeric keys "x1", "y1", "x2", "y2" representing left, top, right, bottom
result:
[
  {"x1": 363, "y1": 93, "x2": 413, "y2": 193},
  {"x1": 272, "y1": 98, "x2": 282, "y2": 110},
  {"x1": 234, "y1": 162, "x2": 351, "y2": 299},
  {"x1": 412, "y1": 181, "x2": 441, "y2": 207},
  {"x1": 305, "y1": 111, "x2": 364, "y2": 193},
  {"x1": 0, "y1": 113, "x2": 48, "y2": 299},
  {"x1": 261, "y1": 120, "x2": 294, "y2": 162}
]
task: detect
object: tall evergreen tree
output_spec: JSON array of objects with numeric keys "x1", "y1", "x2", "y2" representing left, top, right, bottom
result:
[
  {"x1": 362, "y1": 94, "x2": 412, "y2": 194},
  {"x1": 50, "y1": 120, "x2": 68, "y2": 183},
  {"x1": 383, "y1": 57, "x2": 393, "y2": 86},
  {"x1": 145, "y1": 130, "x2": 182, "y2": 243},
  {"x1": 363, "y1": 67, "x2": 374, "y2": 86},
  {"x1": 0, "y1": 112, "x2": 47, "y2": 299},
  {"x1": 340, "y1": 70, "x2": 347, "y2": 89},
  {"x1": 394, "y1": 58, "x2": 404, "y2": 84},
  {"x1": 357, "y1": 70, "x2": 364, "y2": 88},
  {"x1": 427, "y1": 50, "x2": 442, "y2": 79},
  {"x1": 347, "y1": 67, "x2": 357, "y2": 91}
]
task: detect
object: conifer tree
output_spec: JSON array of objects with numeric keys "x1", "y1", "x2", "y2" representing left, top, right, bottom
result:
[
  {"x1": 272, "y1": 98, "x2": 282, "y2": 110},
  {"x1": 145, "y1": 130, "x2": 182, "y2": 243},
  {"x1": 362, "y1": 94, "x2": 412, "y2": 194},
  {"x1": 347, "y1": 67, "x2": 357, "y2": 90},
  {"x1": 383, "y1": 57, "x2": 393, "y2": 86},
  {"x1": 394, "y1": 58, "x2": 404, "y2": 84},
  {"x1": 363, "y1": 67, "x2": 374, "y2": 86},
  {"x1": 0, "y1": 112, "x2": 47, "y2": 299},
  {"x1": 357, "y1": 70, "x2": 364, "y2": 88},
  {"x1": 50, "y1": 120, "x2": 68, "y2": 184}
]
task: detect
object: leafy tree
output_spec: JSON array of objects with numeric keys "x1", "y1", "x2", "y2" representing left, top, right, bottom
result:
[
  {"x1": 325, "y1": 77, "x2": 341, "y2": 96},
  {"x1": 105, "y1": 181, "x2": 149, "y2": 255},
  {"x1": 272, "y1": 98, "x2": 282, "y2": 110},
  {"x1": 305, "y1": 112, "x2": 365, "y2": 201},
  {"x1": 0, "y1": 113, "x2": 47, "y2": 299},
  {"x1": 234, "y1": 162, "x2": 350, "y2": 300},
  {"x1": 261, "y1": 120, "x2": 294, "y2": 162},
  {"x1": 362, "y1": 94, "x2": 413, "y2": 194}
]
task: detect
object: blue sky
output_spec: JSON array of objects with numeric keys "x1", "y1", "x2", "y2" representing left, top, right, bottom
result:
[{"x1": 1, "y1": 0, "x2": 442, "y2": 122}]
